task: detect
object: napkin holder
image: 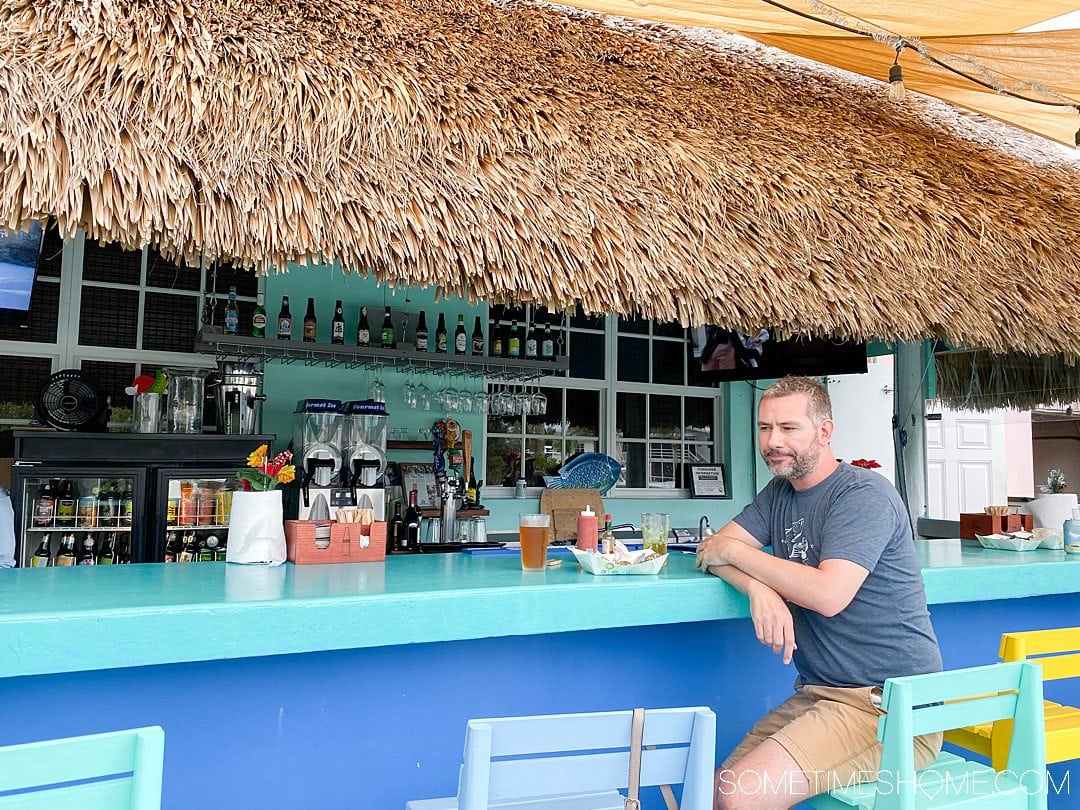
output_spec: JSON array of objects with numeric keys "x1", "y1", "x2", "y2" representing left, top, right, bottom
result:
[{"x1": 285, "y1": 519, "x2": 387, "y2": 564}]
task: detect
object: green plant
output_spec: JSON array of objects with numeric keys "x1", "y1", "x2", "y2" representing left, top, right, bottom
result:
[{"x1": 1040, "y1": 469, "x2": 1067, "y2": 495}]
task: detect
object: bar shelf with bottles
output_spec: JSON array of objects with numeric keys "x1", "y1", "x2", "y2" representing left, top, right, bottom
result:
[
  {"x1": 23, "y1": 476, "x2": 137, "y2": 567},
  {"x1": 161, "y1": 477, "x2": 235, "y2": 563},
  {"x1": 195, "y1": 298, "x2": 568, "y2": 380}
]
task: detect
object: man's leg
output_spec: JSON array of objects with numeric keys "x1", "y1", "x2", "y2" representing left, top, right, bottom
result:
[{"x1": 715, "y1": 738, "x2": 810, "y2": 810}]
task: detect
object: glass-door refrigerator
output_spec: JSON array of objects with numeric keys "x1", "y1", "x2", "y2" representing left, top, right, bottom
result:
[
  {"x1": 14, "y1": 468, "x2": 147, "y2": 566},
  {"x1": 9, "y1": 431, "x2": 273, "y2": 566}
]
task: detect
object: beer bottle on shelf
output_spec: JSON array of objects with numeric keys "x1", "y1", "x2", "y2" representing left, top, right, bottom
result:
[
  {"x1": 303, "y1": 297, "x2": 318, "y2": 342},
  {"x1": 252, "y1": 292, "x2": 267, "y2": 337},
  {"x1": 331, "y1": 299, "x2": 345, "y2": 344},
  {"x1": 404, "y1": 489, "x2": 421, "y2": 549},
  {"x1": 435, "y1": 314, "x2": 448, "y2": 353},
  {"x1": 507, "y1": 320, "x2": 521, "y2": 358},
  {"x1": 199, "y1": 536, "x2": 217, "y2": 562},
  {"x1": 215, "y1": 534, "x2": 228, "y2": 562},
  {"x1": 32, "y1": 480, "x2": 56, "y2": 528},
  {"x1": 277, "y1": 296, "x2": 292, "y2": 340},
  {"x1": 164, "y1": 532, "x2": 180, "y2": 563},
  {"x1": 414, "y1": 310, "x2": 429, "y2": 352},
  {"x1": 54, "y1": 534, "x2": 77, "y2": 566},
  {"x1": 380, "y1": 306, "x2": 395, "y2": 347},
  {"x1": 356, "y1": 305, "x2": 370, "y2": 346},
  {"x1": 224, "y1": 286, "x2": 239, "y2": 335},
  {"x1": 467, "y1": 462, "x2": 478, "y2": 508},
  {"x1": 119, "y1": 484, "x2": 133, "y2": 527},
  {"x1": 77, "y1": 534, "x2": 96, "y2": 565},
  {"x1": 453, "y1": 314, "x2": 467, "y2": 355},
  {"x1": 541, "y1": 319, "x2": 556, "y2": 361},
  {"x1": 525, "y1": 319, "x2": 539, "y2": 359},
  {"x1": 388, "y1": 502, "x2": 404, "y2": 552},
  {"x1": 471, "y1": 316, "x2": 484, "y2": 356},
  {"x1": 30, "y1": 534, "x2": 52, "y2": 567},
  {"x1": 97, "y1": 485, "x2": 114, "y2": 527},
  {"x1": 490, "y1": 320, "x2": 504, "y2": 357},
  {"x1": 56, "y1": 480, "x2": 76, "y2": 527},
  {"x1": 179, "y1": 533, "x2": 199, "y2": 563},
  {"x1": 98, "y1": 534, "x2": 116, "y2": 565}
]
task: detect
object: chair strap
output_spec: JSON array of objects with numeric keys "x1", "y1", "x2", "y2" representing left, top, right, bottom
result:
[{"x1": 627, "y1": 709, "x2": 679, "y2": 810}]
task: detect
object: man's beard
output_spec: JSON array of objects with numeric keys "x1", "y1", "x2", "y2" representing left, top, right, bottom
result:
[{"x1": 763, "y1": 445, "x2": 821, "y2": 481}]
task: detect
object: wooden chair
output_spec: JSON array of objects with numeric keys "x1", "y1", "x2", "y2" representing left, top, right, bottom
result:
[
  {"x1": 946, "y1": 626, "x2": 1080, "y2": 770},
  {"x1": 406, "y1": 706, "x2": 715, "y2": 810},
  {"x1": 0, "y1": 726, "x2": 164, "y2": 809},
  {"x1": 808, "y1": 662, "x2": 1045, "y2": 810}
]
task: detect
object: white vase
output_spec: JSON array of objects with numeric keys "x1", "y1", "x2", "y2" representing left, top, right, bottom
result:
[
  {"x1": 226, "y1": 489, "x2": 286, "y2": 566},
  {"x1": 1026, "y1": 493, "x2": 1079, "y2": 531}
]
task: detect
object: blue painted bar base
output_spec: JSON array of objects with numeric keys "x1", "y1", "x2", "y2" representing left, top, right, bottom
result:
[{"x1": 1, "y1": 595, "x2": 1078, "y2": 809}]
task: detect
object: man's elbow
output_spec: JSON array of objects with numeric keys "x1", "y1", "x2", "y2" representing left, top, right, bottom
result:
[{"x1": 815, "y1": 591, "x2": 856, "y2": 618}]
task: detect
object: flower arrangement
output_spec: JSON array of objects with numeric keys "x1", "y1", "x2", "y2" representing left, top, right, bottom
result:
[
  {"x1": 1040, "y1": 469, "x2": 1067, "y2": 495},
  {"x1": 849, "y1": 458, "x2": 882, "y2": 470},
  {"x1": 237, "y1": 444, "x2": 295, "y2": 491}
]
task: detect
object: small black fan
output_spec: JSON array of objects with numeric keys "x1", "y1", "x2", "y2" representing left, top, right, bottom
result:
[{"x1": 34, "y1": 369, "x2": 110, "y2": 432}]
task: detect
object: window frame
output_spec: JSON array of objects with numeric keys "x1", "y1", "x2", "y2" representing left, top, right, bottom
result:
[{"x1": 485, "y1": 311, "x2": 723, "y2": 499}]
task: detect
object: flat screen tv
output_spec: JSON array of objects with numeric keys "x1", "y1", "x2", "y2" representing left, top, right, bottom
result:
[
  {"x1": 688, "y1": 326, "x2": 867, "y2": 384},
  {"x1": 0, "y1": 221, "x2": 44, "y2": 327}
]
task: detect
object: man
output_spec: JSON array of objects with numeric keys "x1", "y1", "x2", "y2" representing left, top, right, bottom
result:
[{"x1": 696, "y1": 376, "x2": 941, "y2": 810}]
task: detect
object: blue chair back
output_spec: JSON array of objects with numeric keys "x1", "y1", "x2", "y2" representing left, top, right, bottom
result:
[
  {"x1": 0, "y1": 726, "x2": 165, "y2": 809},
  {"x1": 455, "y1": 707, "x2": 715, "y2": 810}
]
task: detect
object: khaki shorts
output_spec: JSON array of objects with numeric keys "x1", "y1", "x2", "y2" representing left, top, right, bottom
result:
[{"x1": 721, "y1": 681, "x2": 943, "y2": 797}]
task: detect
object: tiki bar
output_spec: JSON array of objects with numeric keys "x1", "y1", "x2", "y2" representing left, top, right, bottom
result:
[{"x1": 1, "y1": 1, "x2": 1079, "y2": 808}]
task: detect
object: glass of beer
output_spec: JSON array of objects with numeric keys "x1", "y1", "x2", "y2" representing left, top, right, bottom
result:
[
  {"x1": 641, "y1": 512, "x2": 670, "y2": 556},
  {"x1": 518, "y1": 513, "x2": 551, "y2": 571}
]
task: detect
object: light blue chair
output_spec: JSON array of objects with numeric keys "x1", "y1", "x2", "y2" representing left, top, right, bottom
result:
[
  {"x1": 808, "y1": 661, "x2": 1046, "y2": 810},
  {"x1": 406, "y1": 707, "x2": 715, "y2": 810},
  {"x1": 0, "y1": 726, "x2": 165, "y2": 809}
]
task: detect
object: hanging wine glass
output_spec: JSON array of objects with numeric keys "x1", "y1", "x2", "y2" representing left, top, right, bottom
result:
[
  {"x1": 402, "y1": 371, "x2": 417, "y2": 409},
  {"x1": 369, "y1": 368, "x2": 385, "y2": 403}
]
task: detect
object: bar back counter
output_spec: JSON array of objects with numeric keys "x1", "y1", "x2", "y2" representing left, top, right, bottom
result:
[{"x1": 2, "y1": 544, "x2": 1078, "y2": 808}]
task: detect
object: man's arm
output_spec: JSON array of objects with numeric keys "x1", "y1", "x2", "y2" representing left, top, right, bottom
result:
[{"x1": 699, "y1": 531, "x2": 869, "y2": 617}]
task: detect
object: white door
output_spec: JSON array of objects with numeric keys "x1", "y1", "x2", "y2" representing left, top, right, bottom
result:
[
  {"x1": 925, "y1": 407, "x2": 1008, "y2": 519},
  {"x1": 829, "y1": 356, "x2": 896, "y2": 486}
]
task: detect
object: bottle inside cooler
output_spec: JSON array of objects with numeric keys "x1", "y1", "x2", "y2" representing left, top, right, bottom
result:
[
  {"x1": 20, "y1": 475, "x2": 136, "y2": 567},
  {"x1": 164, "y1": 478, "x2": 232, "y2": 562}
]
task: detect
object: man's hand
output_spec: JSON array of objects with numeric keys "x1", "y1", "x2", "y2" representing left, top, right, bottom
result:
[
  {"x1": 696, "y1": 533, "x2": 744, "y2": 571},
  {"x1": 746, "y1": 580, "x2": 797, "y2": 664}
]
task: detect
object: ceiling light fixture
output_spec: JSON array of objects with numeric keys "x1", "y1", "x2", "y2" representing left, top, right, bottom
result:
[{"x1": 888, "y1": 46, "x2": 906, "y2": 103}]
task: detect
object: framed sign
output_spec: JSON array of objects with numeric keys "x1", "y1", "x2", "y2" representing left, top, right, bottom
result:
[
  {"x1": 688, "y1": 464, "x2": 727, "y2": 498},
  {"x1": 399, "y1": 462, "x2": 439, "y2": 508}
]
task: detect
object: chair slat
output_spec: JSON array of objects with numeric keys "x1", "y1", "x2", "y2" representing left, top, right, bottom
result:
[
  {"x1": 1033, "y1": 652, "x2": 1080, "y2": 681},
  {"x1": 1001, "y1": 628, "x2": 1080, "y2": 659},
  {"x1": 0, "y1": 777, "x2": 134, "y2": 809},
  {"x1": 0, "y1": 732, "x2": 139, "y2": 793},
  {"x1": 911, "y1": 694, "x2": 1018, "y2": 737},
  {"x1": 488, "y1": 747, "x2": 689, "y2": 801},
  {"x1": 481, "y1": 708, "x2": 702, "y2": 756},
  {"x1": 885, "y1": 662, "x2": 1023, "y2": 706}
]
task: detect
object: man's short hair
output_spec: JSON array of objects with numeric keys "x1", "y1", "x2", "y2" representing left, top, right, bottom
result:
[{"x1": 761, "y1": 376, "x2": 832, "y2": 424}]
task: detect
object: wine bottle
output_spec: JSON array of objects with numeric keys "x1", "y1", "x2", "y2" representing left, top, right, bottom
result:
[
  {"x1": 435, "y1": 314, "x2": 448, "y2": 353},
  {"x1": 454, "y1": 314, "x2": 467, "y2": 355},
  {"x1": 356, "y1": 306, "x2": 370, "y2": 346},
  {"x1": 331, "y1": 299, "x2": 345, "y2": 345},
  {"x1": 415, "y1": 311, "x2": 429, "y2": 352},
  {"x1": 303, "y1": 297, "x2": 317, "y2": 342},
  {"x1": 380, "y1": 306, "x2": 395, "y2": 347}
]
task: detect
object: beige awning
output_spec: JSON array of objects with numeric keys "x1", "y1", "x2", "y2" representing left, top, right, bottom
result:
[
  {"x1": 1, "y1": 0, "x2": 1079, "y2": 358},
  {"x1": 560, "y1": 1, "x2": 1080, "y2": 145}
]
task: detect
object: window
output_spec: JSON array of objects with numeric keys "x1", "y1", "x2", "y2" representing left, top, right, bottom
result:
[
  {"x1": 485, "y1": 307, "x2": 721, "y2": 494},
  {"x1": 0, "y1": 230, "x2": 258, "y2": 426}
]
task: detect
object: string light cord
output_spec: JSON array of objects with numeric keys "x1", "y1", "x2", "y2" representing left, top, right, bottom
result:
[{"x1": 753, "y1": 0, "x2": 1080, "y2": 113}]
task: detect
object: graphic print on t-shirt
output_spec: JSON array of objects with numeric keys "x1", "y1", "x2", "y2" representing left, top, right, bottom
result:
[{"x1": 784, "y1": 517, "x2": 811, "y2": 563}]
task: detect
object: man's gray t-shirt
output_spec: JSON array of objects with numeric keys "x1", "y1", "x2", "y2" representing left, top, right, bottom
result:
[{"x1": 733, "y1": 463, "x2": 941, "y2": 688}]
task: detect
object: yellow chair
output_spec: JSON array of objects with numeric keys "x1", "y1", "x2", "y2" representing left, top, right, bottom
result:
[{"x1": 945, "y1": 627, "x2": 1080, "y2": 770}]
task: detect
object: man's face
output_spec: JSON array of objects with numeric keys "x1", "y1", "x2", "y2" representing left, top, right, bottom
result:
[{"x1": 757, "y1": 394, "x2": 831, "y2": 481}]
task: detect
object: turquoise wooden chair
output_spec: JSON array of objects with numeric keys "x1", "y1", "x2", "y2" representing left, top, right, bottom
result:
[
  {"x1": 406, "y1": 707, "x2": 715, "y2": 810},
  {"x1": 0, "y1": 726, "x2": 164, "y2": 809},
  {"x1": 808, "y1": 661, "x2": 1045, "y2": 810}
]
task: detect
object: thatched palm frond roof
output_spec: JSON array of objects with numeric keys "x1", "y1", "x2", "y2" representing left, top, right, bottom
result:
[{"x1": 1, "y1": 0, "x2": 1079, "y2": 356}]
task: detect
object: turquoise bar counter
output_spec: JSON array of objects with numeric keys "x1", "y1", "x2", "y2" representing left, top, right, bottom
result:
[
  {"x1": 1, "y1": 543, "x2": 1078, "y2": 809},
  {"x1": 1, "y1": 542, "x2": 1078, "y2": 679}
]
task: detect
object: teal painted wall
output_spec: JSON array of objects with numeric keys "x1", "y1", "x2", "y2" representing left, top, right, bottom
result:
[{"x1": 261, "y1": 268, "x2": 762, "y2": 533}]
